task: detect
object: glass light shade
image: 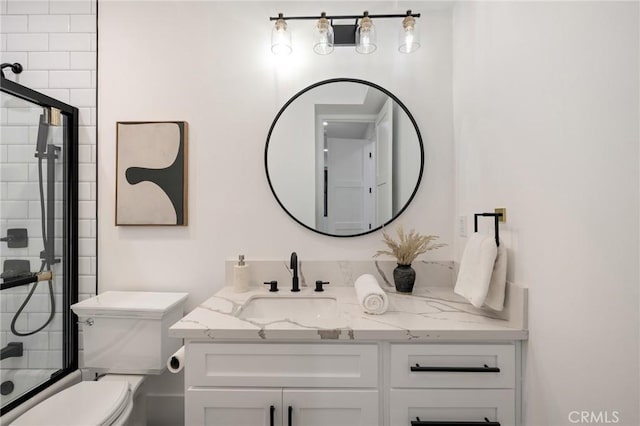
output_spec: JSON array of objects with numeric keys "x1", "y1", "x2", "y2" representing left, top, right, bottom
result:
[
  {"x1": 355, "y1": 15, "x2": 377, "y2": 54},
  {"x1": 271, "y1": 18, "x2": 292, "y2": 56},
  {"x1": 398, "y1": 15, "x2": 420, "y2": 53},
  {"x1": 313, "y1": 16, "x2": 334, "y2": 55}
]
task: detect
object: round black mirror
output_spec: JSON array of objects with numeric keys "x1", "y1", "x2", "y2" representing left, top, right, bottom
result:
[{"x1": 265, "y1": 78, "x2": 424, "y2": 237}]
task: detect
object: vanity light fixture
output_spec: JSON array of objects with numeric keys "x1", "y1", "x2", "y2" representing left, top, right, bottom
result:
[
  {"x1": 269, "y1": 10, "x2": 420, "y2": 56},
  {"x1": 313, "y1": 12, "x2": 334, "y2": 55},
  {"x1": 271, "y1": 13, "x2": 292, "y2": 56},
  {"x1": 399, "y1": 11, "x2": 420, "y2": 53}
]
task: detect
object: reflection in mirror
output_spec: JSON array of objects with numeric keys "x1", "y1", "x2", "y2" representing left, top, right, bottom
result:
[{"x1": 265, "y1": 79, "x2": 423, "y2": 237}]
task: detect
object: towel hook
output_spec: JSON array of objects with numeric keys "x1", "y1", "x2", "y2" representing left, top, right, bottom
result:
[{"x1": 474, "y1": 212, "x2": 503, "y2": 246}]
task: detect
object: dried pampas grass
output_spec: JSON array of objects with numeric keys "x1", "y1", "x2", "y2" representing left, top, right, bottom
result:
[{"x1": 374, "y1": 225, "x2": 446, "y2": 265}]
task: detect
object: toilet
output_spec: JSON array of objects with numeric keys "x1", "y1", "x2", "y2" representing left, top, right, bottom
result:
[{"x1": 11, "y1": 291, "x2": 188, "y2": 426}]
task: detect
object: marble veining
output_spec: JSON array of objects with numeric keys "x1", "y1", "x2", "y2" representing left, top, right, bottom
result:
[{"x1": 170, "y1": 284, "x2": 528, "y2": 342}]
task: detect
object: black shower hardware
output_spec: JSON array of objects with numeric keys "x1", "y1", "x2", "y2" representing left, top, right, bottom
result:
[
  {"x1": 411, "y1": 418, "x2": 500, "y2": 426},
  {"x1": 0, "y1": 342, "x2": 23, "y2": 361},
  {"x1": 290, "y1": 252, "x2": 300, "y2": 292},
  {"x1": 1, "y1": 259, "x2": 31, "y2": 281},
  {"x1": 314, "y1": 280, "x2": 329, "y2": 292},
  {"x1": 263, "y1": 280, "x2": 279, "y2": 292},
  {"x1": 474, "y1": 212, "x2": 503, "y2": 247},
  {"x1": 0, "y1": 228, "x2": 28, "y2": 248},
  {"x1": 0, "y1": 271, "x2": 53, "y2": 292},
  {"x1": 0, "y1": 62, "x2": 23, "y2": 78},
  {"x1": 0, "y1": 381, "x2": 15, "y2": 396}
]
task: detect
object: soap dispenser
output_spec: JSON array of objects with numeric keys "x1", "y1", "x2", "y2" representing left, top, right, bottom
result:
[{"x1": 232, "y1": 254, "x2": 249, "y2": 293}]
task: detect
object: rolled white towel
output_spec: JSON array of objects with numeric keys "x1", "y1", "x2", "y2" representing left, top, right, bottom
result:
[{"x1": 355, "y1": 274, "x2": 389, "y2": 315}]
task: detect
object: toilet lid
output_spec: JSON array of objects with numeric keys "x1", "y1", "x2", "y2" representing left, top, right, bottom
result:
[{"x1": 12, "y1": 381, "x2": 130, "y2": 426}]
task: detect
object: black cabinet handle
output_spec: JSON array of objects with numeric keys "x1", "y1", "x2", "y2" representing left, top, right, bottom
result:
[
  {"x1": 269, "y1": 405, "x2": 275, "y2": 426},
  {"x1": 288, "y1": 405, "x2": 293, "y2": 426},
  {"x1": 410, "y1": 364, "x2": 500, "y2": 373},
  {"x1": 411, "y1": 417, "x2": 500, "y2": 426}
]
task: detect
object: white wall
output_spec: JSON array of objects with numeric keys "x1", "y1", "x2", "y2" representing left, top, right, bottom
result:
[
  {"x1": 98, "y1": 1, "x2": 455, "y2": 312},
  {"x1": 453, "y1": 2, "x2": 639, "y2": 425}
]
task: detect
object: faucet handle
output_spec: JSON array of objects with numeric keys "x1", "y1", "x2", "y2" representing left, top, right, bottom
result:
[
  {"x1": 264, "y1": 280, "x2": 279, "y2": 292},
  {"x1": 314, "y1": 280, "x2": 330, "y2": 292}
]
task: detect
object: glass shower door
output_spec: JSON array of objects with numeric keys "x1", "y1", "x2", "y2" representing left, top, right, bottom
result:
[{"x1": 0, "y1": 80, "x2": 78, "y2": 415}]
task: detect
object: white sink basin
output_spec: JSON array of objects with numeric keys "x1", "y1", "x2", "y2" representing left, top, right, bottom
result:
[{"x1": 237, "y1": 296, "x2": 338, "y2": 322}]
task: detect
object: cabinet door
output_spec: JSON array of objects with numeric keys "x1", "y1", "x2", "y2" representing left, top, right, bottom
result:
[
  {"x1": 186, "y1": 388, "x2": 282, "y2": 426},
  {"x1": 283, "y1": 389, "x2": 379, "y2": 426}
]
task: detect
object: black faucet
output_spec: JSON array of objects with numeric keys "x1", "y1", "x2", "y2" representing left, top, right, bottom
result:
[
  {"x1": 0, "y1": 342, "x2": 23, "y2": 361},
  {"x1": 290, "y1": 252, "x2": 300, "y2": 292}
]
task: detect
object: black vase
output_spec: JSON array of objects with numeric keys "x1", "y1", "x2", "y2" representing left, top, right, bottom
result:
[{"x1": 393, "y1": 264, "x2": 416, "y2": 293}]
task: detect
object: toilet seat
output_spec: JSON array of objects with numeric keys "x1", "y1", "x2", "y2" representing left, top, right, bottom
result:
[{"x1": 12, "y1": 381, "x2": 131, "y2": 426}]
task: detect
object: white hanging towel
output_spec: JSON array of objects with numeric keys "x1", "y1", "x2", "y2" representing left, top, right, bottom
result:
[
  {"x1": 355, "y1": 274, "x2": 389, "y2": 315},
  {"x1": 484, "y1": 245, "x2": 508, "y2": 311},
  {"x1": 454, "y1": 233, "x2": 498, "y2": 308}
]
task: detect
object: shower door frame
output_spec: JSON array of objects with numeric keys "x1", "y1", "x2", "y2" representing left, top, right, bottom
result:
[{"x1": 0, "y1": 77, "x2": 79, "y2": 416}]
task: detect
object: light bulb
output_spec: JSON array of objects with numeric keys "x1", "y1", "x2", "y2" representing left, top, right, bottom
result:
[
  {"x1": 356, "y1": 12, "x2": 377, "y2": 54},
  {"x1": 271, "y1": 15, "x2": 292, "y2": 56},
  {"x1": 313, "y1": 13, "x2": 334, "y2": 55},
  {"x1": 399, "y1": 12, "x2": 420, "y2": 54}
]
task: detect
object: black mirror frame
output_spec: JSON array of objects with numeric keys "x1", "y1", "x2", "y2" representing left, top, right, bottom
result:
[{"x1": 265, "y1": 77, "x2": 424, "y2": 238}]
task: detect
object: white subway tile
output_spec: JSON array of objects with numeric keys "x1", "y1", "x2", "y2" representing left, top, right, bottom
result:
[
  {"x1": 1, "y1": 15, "x2": 28, "y2": 33},
  {"x1": 28, "y1": 350, "x2": 62, "y2": 368},
  {"x1": 6, "y1": 33, "x2": 48, "y2": 51},
  {"x1": 49, "y1": 70, "x2": 91, "y2": 88},
  {"x1": 28, "y1": 314, "x2": 62, "y2": 332},
  {"x1": 38, "y1": 88, "x2": 70, "y2": 103},
  {"x1": 90, "y1": 36, "x2": 96, "y2": 52},
  {"x1": 7, "y1": 145, "x2": 37, "y2": 162},
  {"x1": 12, "y1": 332, "x2": 50, "y2": 351},
  {"x1": 7, "y1": 106, "x2": 42, "y2": 125},
  {"x1": 28, "y1": 51, "x2": 69, "y2": 70},
  {"x1": 0, "y1": 163, "x2": 28, "y2": 181},
  {"x1": 50, "y1": 0, "x2": 91, "y2": 15},
  {"x1": 0, "y1": 51, "x2": 28, "y2": 66},
  {"x1": 1, "y1": 313, "x2": 27, "y2": 333},
  {"x1": 78, "y1": 200, "x2": 94, "y2": 219},
  {"x1": 90, "y1": 220, "x2": 96, "y2": 238},
  {"x1": 78, "y1": 163, "x2": 95, "y2": 181},
  {"x1": 1, "y1": 33, "x2": 7, "y2": 51},
  {"x1": 28, "y1": 15, "x2": 70, "y2": 33},
  {"x1": 78, "y1": 145, "x2": 91, "y2": 164},
  {"x1": 78, "y1": 238, "x2": 95, "y2": 256},
  {"x1": 78, "y1": 125, "x2": 95, "y2": 144},
  {"x1": 2, "y1": 353, "x2": 29, "y2": 369},
  {"x1": 0, "y1": 125, "x2": 29, "y2": 143},
  {"x1": 89, "y1": 256, "x2": 96, "y2": 275},
  {"x1": 90, "y1": 107, "x2": 96, "y2": 125},
  {"x1": 69, "y1": 14, "x2": 95, "y2": 32},
  {"x1": 1, "y1": 108, "x2": 7, "y2": 125},
  {"x1": 78, "y1": 256, "x2": 90, "y2": 274},
  {"x1": 49, "y1": 33, "x2": 90, "y2": 51},
  {"x1": 8, "y1": 182, "x2": 40, "y2": 200},
  {"x1": 78, "y1": 107, "x2": 90, "y2": 125},
  {"x1": 69, "y1": 51, "x2": 95, "y2": 69},
  {"x1": 78, "y1": 275, "x2": 95, "y2": 294},
  {"x1": 7, "y1": 0, "x2": 48, "y2": 15},
  {"x1": 0, "y1": 201, "x2": 28, "y2": 219},
  {"x1": 69, "y1": 88, "x2": 95, "y2": 107},
  {"x1": 6, "y1": 294, "x2": 51, "y2": 314},
  {"x1": 78, "y1": 219, "x2": 91, "y2": 238},
  {"x1": 14, "y1": 70, "x2": 48, "y2": 89},
  {"x1": 28, "y1": 200, "x2": 63, "y2": 219},
  {"x1": 49, "y1": 332, "x2": 63, "y2": 350},
  {"x1": 5, "y1": 219, "x2": 43, "y2": 238}
]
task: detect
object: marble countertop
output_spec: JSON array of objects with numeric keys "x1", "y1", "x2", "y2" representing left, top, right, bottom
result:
[{"x1": 169, "y1": 286, "x2": 528, "y2": 342}]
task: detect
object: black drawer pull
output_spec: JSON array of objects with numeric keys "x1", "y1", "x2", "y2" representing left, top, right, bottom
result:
[
  {"x1": 288, "y1": 405, "x2": 293, "y2": 426},
  {"x1": 411, "y1": 417, "x2": 500, "y2": 426},
  {"x1": 410, "y1": 364, "x2": 500, "y2": 373},
  {"x1": 269, "y1": 405, "x2": 275, "y2": 426}
]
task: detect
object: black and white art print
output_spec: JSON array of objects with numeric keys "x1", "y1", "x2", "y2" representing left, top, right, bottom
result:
[{"x1": 116, "y1": 121, "x2": 188, "y2": 226}]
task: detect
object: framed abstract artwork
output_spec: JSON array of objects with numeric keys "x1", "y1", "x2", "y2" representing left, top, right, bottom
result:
[{"x1": 116, "y1": 121, "x2": 188, "y2": 226}]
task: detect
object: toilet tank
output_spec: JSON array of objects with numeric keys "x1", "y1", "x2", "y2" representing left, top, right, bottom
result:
[{"x1": 71, "y1": 291, "x2": 189, "y2": 374}]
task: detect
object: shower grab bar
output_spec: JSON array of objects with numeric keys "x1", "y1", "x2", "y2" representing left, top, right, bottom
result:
[
  {"x1": 0, "y1": 271, "x2": 52, "y2": 292},
  {"x1": 474, "y1": 212, "x2": 503, "y2": 247}
]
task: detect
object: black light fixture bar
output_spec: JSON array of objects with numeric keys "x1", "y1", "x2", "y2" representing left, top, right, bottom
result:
[{"x1": 269, "y1": 12, "x2": 420, "y2": 21}]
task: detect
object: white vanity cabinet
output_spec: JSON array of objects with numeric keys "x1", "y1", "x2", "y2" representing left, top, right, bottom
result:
[
  {"x1": 184, "y1": 343, "x2": 380, "y2": 426},
  {"x1": 388, "y1": 343, "x2": 518, "y2": 426}
]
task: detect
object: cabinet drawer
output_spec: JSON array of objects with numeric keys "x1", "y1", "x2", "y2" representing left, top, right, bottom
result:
[
  {"x1": 390, "y1": 344, "x2": 514, "y2": 389},
  {"x1": 187, "y1": 343, "x2": 378, "y2": 388},
  {"x1": 390, "y1": 389, "x2": 515, "y2": 426}
]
